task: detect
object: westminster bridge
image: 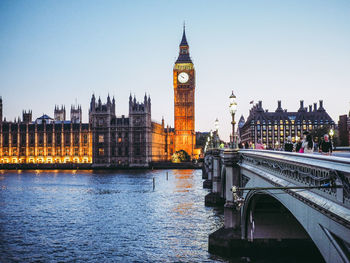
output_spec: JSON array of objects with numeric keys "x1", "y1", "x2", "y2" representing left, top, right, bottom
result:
[{"x1": 203, "y1": 149, "x2": 350, "y2": 262}]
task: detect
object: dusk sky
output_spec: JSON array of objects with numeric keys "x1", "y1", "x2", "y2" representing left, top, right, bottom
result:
[{"x1": 1, "y1": 0, "x2": 349, "y2": 141}]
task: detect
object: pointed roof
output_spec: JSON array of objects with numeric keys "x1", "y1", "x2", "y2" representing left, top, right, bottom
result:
[
  {"x1": 175, "y1": 25, "x2": 192, "y2": 64},
  {"x1": 180, "y1": 25, "x2": 188, "y2": 46}
]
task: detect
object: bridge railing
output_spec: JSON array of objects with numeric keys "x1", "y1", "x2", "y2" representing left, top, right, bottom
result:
[{"x1": 238, "y1": 150, "x2": 350, "y2": 208}]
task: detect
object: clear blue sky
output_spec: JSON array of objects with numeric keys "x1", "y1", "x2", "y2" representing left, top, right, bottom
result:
[{"x1": 1, "y1": 0, "x2": 349, "y2": 141}]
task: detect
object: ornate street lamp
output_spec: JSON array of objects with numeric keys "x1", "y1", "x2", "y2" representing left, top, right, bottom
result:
[
  {"x1": 329, "y1": 128, "x2": 334, "y2": 149},
  {"x1": 214, "y1": 118, "x2": 219, "y2": 148},
  {"x1": 214, "y1": 118, "x2": 219, "y2": 132},
  {"x1": 229, "y1": 91, "x2": 237, "y2": 148}
]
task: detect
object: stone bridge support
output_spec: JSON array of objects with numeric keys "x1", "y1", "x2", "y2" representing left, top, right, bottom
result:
[
  {"x1": 205, "y1": 149, "x2": 225, "y2": 206},
  {"x1": 203, "y1": 151, "x2": 213, "y2": 189}
]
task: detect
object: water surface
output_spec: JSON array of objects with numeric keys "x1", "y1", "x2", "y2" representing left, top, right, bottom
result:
[{"x1": 0, "y1": 169, "x2": 226, "y2": 262}]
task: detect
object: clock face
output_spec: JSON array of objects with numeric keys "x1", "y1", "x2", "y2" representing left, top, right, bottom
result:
[{"x1": 178, "y1": 72, "x2": 189, "y2": 83}]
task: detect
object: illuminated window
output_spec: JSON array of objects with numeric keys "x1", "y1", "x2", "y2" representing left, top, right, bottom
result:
[
  {"x1": 74, "y1": 148, "x2": 79, "y2": 156},
  {"x1": 308, "y1": 125, "x2": 312, "y2": 130},
  {"x1": 65, "y1": 148, "x2": 70, "y2": 156},
  {"x1": 303, "y1": 125, "x2": 306, "y2": 130},
  {"x1": 118, "y1": 138, "x2": 122, "y2": 143},
  {"x1": 98, "y1": 135, "x2": 104, "y2": 143},
  {"x1": 99, "y1": 148, "x2": 104, "y2": 156},
  {"x1": 280, "y1": 131, "x2": 284, "y2": 136}
]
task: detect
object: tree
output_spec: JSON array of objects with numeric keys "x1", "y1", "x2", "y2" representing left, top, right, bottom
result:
[{"x1": 171, "y1": 150, "x2": 190, "y2": 163}]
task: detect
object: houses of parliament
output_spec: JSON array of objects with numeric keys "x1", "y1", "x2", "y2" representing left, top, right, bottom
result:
[{"x1": 0, "y1": 28, "x2": 200, "y2": 166}]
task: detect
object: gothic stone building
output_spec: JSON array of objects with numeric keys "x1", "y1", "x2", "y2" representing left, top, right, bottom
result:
[
  {"x1": 0, "y1": 99, "x2": 92, "y2": 164},
  {"x1": 89, "y1": 94, "x2": 167, "y2": 167},
  {"x1": 0, "y1": 94, "x2": 167, "y2": 166},
  {"x1": 0, "y1": 27, "x2": 201, "y2": 166},
  {"x1": 239, "y1": 100, "x2": 335, "y2": 149}
]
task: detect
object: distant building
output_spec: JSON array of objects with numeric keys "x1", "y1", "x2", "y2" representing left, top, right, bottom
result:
[
  {"x1": 239, "y1": 100, "x2": 335, "y2": 149},
  {"x1": 338, "y1": 113, "x2": 350, "y2": 146}
]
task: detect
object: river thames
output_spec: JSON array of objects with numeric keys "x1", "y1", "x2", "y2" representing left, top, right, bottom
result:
[{"x1": 0, "y1": 169, "x2": 229, "y2": 262}]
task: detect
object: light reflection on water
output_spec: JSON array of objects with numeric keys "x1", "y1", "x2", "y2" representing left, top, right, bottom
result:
[{"x1": 0, "y1": 169, "x2": 229, "y2": 262}]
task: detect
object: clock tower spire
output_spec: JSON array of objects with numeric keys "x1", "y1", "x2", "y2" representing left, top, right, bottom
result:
[{"x1": 173, "y1": 26, "x2": 196, "y2": 158}]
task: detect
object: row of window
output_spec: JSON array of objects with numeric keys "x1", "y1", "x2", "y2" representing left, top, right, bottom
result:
[
  {"x1": 98, "y1": 146, "x2": 143, "y2": 157},
  {"x1": 1, "y1": 133, "x2": 89, "y2": 145},
  {"x1": 1, "y1": 147, "x2": 89, "y2": 156},
  {"x1": 254, "y1": 124, "x2": 324, "y2": 131},
  {"x1": 252, "y1": 119, "x2": 331, "y2": 125}
]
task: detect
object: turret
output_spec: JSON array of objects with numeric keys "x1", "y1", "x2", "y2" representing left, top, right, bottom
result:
[
  {"x1": 71, "y1": 104, "x2": 82, "y2": 123},
  {"x1": 90, "y1": 94, "x2": 96, "y2": 111},
  {"x1": 23, "y1": 110, "x2": 32, "y2": 123},
  {"x1": 54, "y1": 105, "x2": 66, "y2": 121},
  {"x1": 112, "y1": 96, "x2": 116, "y2": 114}
]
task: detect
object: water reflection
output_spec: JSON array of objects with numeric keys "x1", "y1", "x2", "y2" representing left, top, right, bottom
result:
[{"x1": 0, "y1": 169, "x2": 226, "y2": 262}]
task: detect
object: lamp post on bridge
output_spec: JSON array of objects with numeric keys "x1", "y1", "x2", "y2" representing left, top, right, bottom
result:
[
  {"x1": 214, "y1": 118, "x2": 219, "y2": 148},
  {"x1": 229, "y1": 91, "x2": 237, "y2": 149},
  {"x1": 329, "y1": 128, "x2": 334, "y2": 150}
]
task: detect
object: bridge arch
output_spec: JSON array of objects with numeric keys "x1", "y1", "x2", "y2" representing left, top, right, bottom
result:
[{"x1": 241, "y1": 190, "x2": 324, "y2": 260}]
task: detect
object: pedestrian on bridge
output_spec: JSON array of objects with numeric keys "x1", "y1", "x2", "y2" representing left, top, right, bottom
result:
[
  {"x1": 302, "y1": 134, "x2": 314, "y2": 154},
  {"x1": 295, "y1": 137, "x2": 303, "y2": 152},
  {"x1": 255, "y1": 139, "x2": 265, "y2": 150},
  {"x1": 320, "y1": 134, "x2": 333, "y2": 155},
  {"x1": 284, "y1": 136, "x2": 293, "y2": 152}
]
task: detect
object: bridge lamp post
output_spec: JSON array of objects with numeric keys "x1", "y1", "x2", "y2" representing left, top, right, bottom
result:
[
  {"x1": 214, "y1": 118, "x2": 219, "y2": 148},
  {"x1": 229, "y1": 91, "x2": 237, "y2": 149},
  {"x1": 329, "y1": 128, "x2": 334, "y2": 148}
]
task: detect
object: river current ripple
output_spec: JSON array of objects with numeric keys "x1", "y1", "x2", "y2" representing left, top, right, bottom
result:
[{"x1": 0, "y1": 169, "x2": 227, "y2": 262}]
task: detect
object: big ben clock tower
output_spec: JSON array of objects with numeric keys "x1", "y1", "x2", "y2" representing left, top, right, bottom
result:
[{"x1": 173, "y1": 26, "x2": 196, "y2": 158}]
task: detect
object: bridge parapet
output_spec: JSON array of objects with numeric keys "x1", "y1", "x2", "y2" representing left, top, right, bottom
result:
[{"x1": 239, "y1": 150, "x2": 350, "y2": 209}]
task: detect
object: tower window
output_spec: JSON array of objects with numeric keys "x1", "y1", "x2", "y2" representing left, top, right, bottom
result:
[{"x1": 99, "y1": 148, "x2": 104, "y2": 156}]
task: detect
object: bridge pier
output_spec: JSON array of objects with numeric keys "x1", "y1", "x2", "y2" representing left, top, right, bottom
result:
[
  {"x1": 205, "y1": 149, "x2": 225, "y2": 206},
  {"x1": 203, "y1": 153, "x2": 213, "y2": 188},
  {"x1": 209, "y1": 149, "x2": 243, "y2": 256}
]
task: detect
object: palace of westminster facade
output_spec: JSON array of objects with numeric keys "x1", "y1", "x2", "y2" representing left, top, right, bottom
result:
[{"x1": 0, "y1": 28, "x2": 199, "y2": 166}]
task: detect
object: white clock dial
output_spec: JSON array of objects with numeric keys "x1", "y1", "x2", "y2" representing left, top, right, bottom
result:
[{"x1": 178, "y1": 72, "x2": 189, "y2": 83}]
